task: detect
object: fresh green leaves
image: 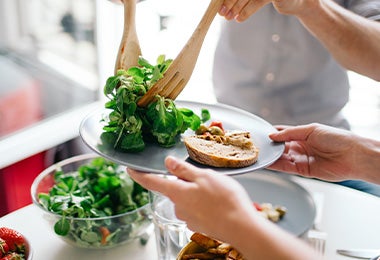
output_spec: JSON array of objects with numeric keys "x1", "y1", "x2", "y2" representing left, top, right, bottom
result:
[
  {"x1": 101, "y1": 55, "x2": 210, "y2": 152},
  {"x1": 54, "y1": 217, "x2": 70, "y2": 236},
  {"x1": 143, "y1": 96, "x2": 184, "y2": 147},
  {"x1": 37, "y1": 157, "x2": 150, "y2": 247}
]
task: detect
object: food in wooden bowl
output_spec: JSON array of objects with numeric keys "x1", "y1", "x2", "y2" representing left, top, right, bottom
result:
[
  {"x1": 177, "y1": 202, "x2": 287, "y2": 260},
  {"x1": 177, "y1": 232, "x2": 244, "y2": 260}
]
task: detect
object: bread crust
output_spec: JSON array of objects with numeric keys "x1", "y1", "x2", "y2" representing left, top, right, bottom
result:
[{"x1": 183, "y1": 134, "x2": 259, "y2": 168}]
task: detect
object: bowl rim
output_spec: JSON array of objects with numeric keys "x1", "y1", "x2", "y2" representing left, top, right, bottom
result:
[{"x1": 30, "y1": 153, "x2": 151, "y2": 221}]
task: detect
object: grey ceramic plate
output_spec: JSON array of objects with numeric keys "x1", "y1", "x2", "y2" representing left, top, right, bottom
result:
[
  {"x1": 234, "y1": 170, "x2": 316, "y2": 236},
  {"x1": 79, "y1": 100, "x2": 285, "y2": 175}
]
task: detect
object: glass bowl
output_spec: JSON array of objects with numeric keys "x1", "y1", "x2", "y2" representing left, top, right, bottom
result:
[
  {"x1": 30, "y1": 153, "x2": 152, "y2": 249},
  {"x1": 176, "y1": 241, "x2": 203, "y2": 260}
]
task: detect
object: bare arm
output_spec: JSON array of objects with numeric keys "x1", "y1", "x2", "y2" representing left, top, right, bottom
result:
[
  {"x1": 220, "y1": 0, "x2": 380, "y2": 81},
  {"x1": 294, "y1": 0, "x2": 380, "y2": 81},
  {"x1": 128, "y1": 156, "x2": 321, "y2": 260}
]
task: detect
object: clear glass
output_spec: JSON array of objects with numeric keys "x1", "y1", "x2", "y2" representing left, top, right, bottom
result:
[
  {"x1": 150, "y1": 191, "x2": 191, "y2": 260},
  {"x1": 31, "y1": 153, "x2": 153, "y2": 249}
]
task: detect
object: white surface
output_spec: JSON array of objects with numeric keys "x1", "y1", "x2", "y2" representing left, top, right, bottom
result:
[{"x1": 1, "y1": 175, "x2": 379, "y2": 260}]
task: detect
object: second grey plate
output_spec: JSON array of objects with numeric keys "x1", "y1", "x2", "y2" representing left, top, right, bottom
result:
[{"x1": 234, "y1": 170, "x2": 316, "y2": 236}]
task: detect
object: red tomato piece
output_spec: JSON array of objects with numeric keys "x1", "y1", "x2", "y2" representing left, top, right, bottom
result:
[
  {"x1": 99, "y1": 226, "x2": 111, "y2": 245},
  {"x1": 209, "y1": 121, "x2": 224, "y2": 131},
  {"x1": 253, "y1": 202, "x2": 262, "y2": 211}
]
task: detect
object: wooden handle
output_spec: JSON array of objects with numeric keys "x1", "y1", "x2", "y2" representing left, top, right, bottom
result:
[
  {"x1": 137, "y1": 0, "x2": 223, "y2": 107},
  {"x1": 114, "y1": 0, "x2": 142, "y2": 74},
  {"x1": 176, "y1": 0, "x2": 223, "y2": 61}
]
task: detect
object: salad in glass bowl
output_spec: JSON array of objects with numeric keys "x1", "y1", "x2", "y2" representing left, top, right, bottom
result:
[{"x1": 31, "y1": 153, "x2": 152, "y2": 249}]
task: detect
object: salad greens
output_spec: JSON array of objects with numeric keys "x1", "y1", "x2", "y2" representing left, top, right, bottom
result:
[
  {"x1": 101, "y1": 55, "x2": 210, "y2": 152},
  {"x1": 37, "y1": 157, "x2": 151, "y2": 248}
]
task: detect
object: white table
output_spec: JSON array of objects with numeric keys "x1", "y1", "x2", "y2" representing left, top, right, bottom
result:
[{"x1": 1, "y1": 175, "x2": 379, "y2": 260}]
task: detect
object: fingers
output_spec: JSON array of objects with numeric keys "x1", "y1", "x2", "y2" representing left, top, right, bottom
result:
[
  {"x1": 221, "y1": 0, "x2": 250, "y2": 20},
  {"x1": 127, "y1": 168, "x2": 183, "y2": 197},
  {"x1": 127, "y1": 169, "x2": 167, "y2": 191},
  {"x1": 220, "y1": 0, "x2": 271, "y2": 22},
  {"x1": 269, "y1": 124, "x2": 317, "y2": 142},
  {"x1": 235, "y1": 0, "x2": 271, "y2": 21},
  {"x1": 267, "y1": 153, "x2": 297, "y2": 173},
  {"x1": 165, "y1": 156, "x2": 212, "y2": 181},
  {"x1": 127, "y1": 156, "x2": 211, "y2": 197},
  {"x1": 273, "y1": 125, "x2": 291, "y2": 131}
]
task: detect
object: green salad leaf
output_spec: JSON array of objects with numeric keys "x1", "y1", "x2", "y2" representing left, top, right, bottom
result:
[{"x1": 101, "y1": 55, "x2": 210, "y2": 152}]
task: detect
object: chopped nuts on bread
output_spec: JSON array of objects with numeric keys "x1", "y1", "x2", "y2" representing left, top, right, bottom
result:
[{"x1": 183, "y1": 130, "x2": 259, "y2": 168}]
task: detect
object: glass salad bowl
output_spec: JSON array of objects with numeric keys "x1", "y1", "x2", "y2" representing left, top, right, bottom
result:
[{"x1": 30, "y1": 153, "x2": 152, "y2": 249}]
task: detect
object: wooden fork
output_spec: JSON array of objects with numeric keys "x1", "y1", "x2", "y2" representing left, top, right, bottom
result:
[
  {"x1": 114, "y1": 0, "x2": 141, "y2": 74},
  {"x1": 137, "y1": 0, "x2": 224, "y2": 107}
]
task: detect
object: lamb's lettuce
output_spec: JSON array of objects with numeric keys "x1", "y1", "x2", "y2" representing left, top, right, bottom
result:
[
  {"x1": 37, "y1": 157, "x2": 150, "y2": 248},
  {"x1": 101, "y1": 55, "x2": 210, "y2": 152}
]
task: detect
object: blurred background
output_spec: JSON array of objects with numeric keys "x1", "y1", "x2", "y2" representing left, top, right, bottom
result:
[{"x1": 0, "y1": 0, "x2": 379, "y2": 216}]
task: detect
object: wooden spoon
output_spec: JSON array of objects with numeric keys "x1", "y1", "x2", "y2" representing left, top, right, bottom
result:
[
  {"x1": 137, "y1": 0, "x2": 223, "y2": 106},
  {"x1": 114, "y1": 0, "x2": 141, "y2": 74}
]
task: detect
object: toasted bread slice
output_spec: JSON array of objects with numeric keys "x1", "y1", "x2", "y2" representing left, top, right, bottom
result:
[{"x1": 183, "y1": 131, "x2": 259, "y2": 168}]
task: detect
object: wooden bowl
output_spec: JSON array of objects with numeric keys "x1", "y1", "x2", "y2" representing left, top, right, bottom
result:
[{"x1": 176, "y1": 241, "x2": 206, "y2": 260}]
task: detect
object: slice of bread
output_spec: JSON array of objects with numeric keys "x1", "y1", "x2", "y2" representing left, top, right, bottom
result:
[{"x1": 183, "y1": 131, "x2": 259, "y2": 168}]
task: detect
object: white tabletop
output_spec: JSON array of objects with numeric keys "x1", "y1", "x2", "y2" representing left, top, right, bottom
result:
[{"x1": 1, "y1": 175, "x2": 379, "y2": 260}]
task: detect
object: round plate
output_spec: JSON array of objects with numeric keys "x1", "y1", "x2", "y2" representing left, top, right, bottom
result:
[
  {"x1": 234, "y1": 170, "x2": 316, "y2": 236},
  {"x1": 79, "y1": 100, "x2": 285, "y2": 175}
]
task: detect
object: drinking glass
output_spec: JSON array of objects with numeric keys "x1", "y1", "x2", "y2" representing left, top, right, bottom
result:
[{"x1": 150, "y1": 191, "x2": 191, "y2": 260}]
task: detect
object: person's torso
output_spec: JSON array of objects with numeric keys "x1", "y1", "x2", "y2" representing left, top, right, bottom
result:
[{"x1": 212, "y1": 4, "x2": 351, "y2": 128}]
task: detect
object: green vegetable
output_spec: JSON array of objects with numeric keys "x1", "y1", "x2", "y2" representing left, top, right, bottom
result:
[
  {"x1": 38, "y1": 157, "x2": 150, "y2": 248},
  {"x1": 101, "y1": 55, "x2": 210, "y2": 152}
]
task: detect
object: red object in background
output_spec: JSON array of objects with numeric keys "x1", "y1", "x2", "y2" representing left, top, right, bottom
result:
[
  {"x1": 0, "y1": 58, "x2": 45, "y2": 217},
  {"x1": 0, "y1": 79, "x2": 42, "y2": 136},
  {"x1": 0, "y1": 152, "x2": 46, "y2": 216}
]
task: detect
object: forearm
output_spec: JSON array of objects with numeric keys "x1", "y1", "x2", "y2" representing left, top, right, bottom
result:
[
  {"x1": 354, "y1": 136, "x2": 380, "y2": 184},
  {"x1": 296, "y1": 0, "x2": 380, "y2": 81},
  {"x1": 225, "y1": 213, "x2": 320, "y2": 260}
]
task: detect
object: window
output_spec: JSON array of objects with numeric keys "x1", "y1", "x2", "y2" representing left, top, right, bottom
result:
[
  {"x1": 0, "y1": 0, "x2": 219, "y2": 168},
  {"x1": 0, "y1": 0, "x2": 98, "y2": 138}
]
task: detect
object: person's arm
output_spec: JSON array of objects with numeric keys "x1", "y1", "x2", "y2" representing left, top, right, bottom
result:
[
  {"x1": 219, "y1": 0, "x2": 380, "y2": 81},
  {"x1": 128, "y1": 156, "x2": 321, "y2": 260},
  {"x1": 293, "y1": 0, "x2": 380, "y2": 81},
  {"x1": 268, "y1": 123, "x2": 380, "y2": 184}
]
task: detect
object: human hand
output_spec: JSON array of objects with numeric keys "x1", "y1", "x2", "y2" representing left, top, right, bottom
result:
[
  {"x1": 128, "y1": 156, "x2": 322, "y2": 259},
  {"x1": 107, "y1": 0, "x2": 144, "y2": 4},
  {"x1": 108, "y1": 0, "x2": 123, "y2": 4},
  {"x1": 219, "y1": 0, "x2": 313, "y2": 22},
  {"x1": 127, "y1": 156, "x2": 258, "y2": 241},
  {"x1": 267, "y1": 123, "x2": 366, "y2": 182}
]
